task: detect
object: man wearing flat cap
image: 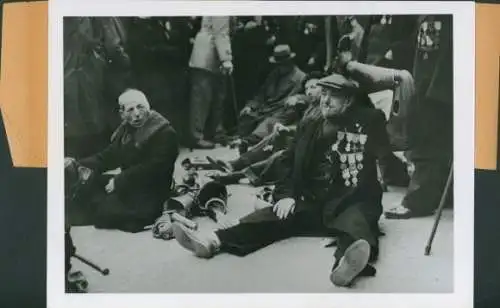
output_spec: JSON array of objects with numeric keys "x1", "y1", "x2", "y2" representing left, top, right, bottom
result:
[
  {"x1": 172, "y1": 73, "x2": 392, "y2": 288},
  {"x1": 236, "y1": 44, "x2": 306, "y2": 145},
  {"x1": 65, "y1": 89, "x2": 179, "y2": 232}
]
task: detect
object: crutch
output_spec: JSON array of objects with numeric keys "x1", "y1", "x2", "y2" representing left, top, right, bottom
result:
[{"x1": 424, "y1": 162, "x2": 453, "y2": 256}]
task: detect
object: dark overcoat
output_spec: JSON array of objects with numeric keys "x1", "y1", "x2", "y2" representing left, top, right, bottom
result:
[
  {"x1": 77, "y1": 111, "x2": 180, "y2": 229},
  {"x1": 270, "y1": 104, "x2": 390, "y2": 246}
]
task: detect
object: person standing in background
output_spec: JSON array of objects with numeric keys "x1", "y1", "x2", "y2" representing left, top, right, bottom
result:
[
  {"x1": 126, "y1": 17, "x2": 193, "y2": 139},
  {"x1": 97, "y1": 17, "x2": 133, "y2": 132},
  {"x1": 384, "y1": 15, "x2": 453, "y2": 219},
  {"x1": 64, "y1": 17, "x2": 110, "y2": 158},
  {"x1": 188, "y1": 16, "x2": 234, "y2": 149}
]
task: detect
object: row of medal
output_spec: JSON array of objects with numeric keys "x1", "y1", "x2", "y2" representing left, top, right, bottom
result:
[{"x1": 328, "y1": 130, "x2": 368, "y2": 187}]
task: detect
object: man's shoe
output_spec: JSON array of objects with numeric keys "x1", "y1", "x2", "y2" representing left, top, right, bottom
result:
[
  {"x1": 192, "y1": 139, "x2": 216, "y2": 149},
  {"x1": 172, "y1": 222, "x2": 220, "y2": 258},
  {"x1": 213, "y1": 134, "x2": 230, "y2": 146},
  {"x1": 384, "y1": 205, "x2": 434, "y2": 220},
  {"x1": 331, "y1": 260, "x2": 377, "y2": 278},
  {"x1": 330, "y1": 239, "x2": 371, "y2": 287}
]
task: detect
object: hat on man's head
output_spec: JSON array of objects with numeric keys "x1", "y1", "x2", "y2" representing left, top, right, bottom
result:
[
  {"x1": 317, "y1": 73, "x2": 359, "y2": 94},
  {"x1": 269, "y1": 44, "x2": 296, "y2": 64}
]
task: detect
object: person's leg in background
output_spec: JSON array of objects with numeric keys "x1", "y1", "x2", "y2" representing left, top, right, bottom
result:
[
  {"x1": 396, "y1": 158, "x2": 450, "y2": 216},
  {"x1": 204, "y1": 73, "x2": 228, "y2": 145},
  {"x1": 385, "y1": 98, "x2": 453, "y2": 219},
  {"x1": 188, "y1": 68, "x2": 216, "y2": 149},
  {"x1": 368, "y1": 89, "x2": 410, "y2": 188},
  {"x1": 237, "y1": 112, "x2": 262, "y2": 138},
  {"x1": 206, "y1": 129, "x2": 291, "y2": 173},
  {"x1": 243, "y1": 149, "x2": 289, "y2": 186}
]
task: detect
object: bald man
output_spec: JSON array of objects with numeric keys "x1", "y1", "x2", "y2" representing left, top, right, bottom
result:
[{"x1": 65, "y1": 89, "x2": 179, "y2": 232}]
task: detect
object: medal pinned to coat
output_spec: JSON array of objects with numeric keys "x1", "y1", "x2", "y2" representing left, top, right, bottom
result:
[{"x1": 329, "y1": 125, "x2": 368, "y2": 188}]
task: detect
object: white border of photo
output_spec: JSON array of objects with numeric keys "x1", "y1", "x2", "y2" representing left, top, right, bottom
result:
[{"x1": 47, "y1": 1, "x2": 475, "y2": 308}]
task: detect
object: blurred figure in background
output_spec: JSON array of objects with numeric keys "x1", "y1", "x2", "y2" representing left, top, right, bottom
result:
[
  {"x1": 231, "y1": 17, "x2": 273, "y2": 118},
  {"x1": 236, "y1": 44, "x2": 306, "y2": 146},
  {"x1": 97, "y1": 17, "x2": 133, "y2": 131},
  {"x1": 64, "y1": 17, "x2": 115, "y2": 158},
  {"x1": 188, "y1": 16, "x2": 234, "y2": 149},
  {"x1": 385, "y1": 15, "x2": 453, "y2": 219},
  {"x1": 126, "y1": 17, "x2": 194, "y2": 141}
]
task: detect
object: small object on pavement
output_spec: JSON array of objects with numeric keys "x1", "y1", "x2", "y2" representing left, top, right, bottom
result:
[
  {"x1": 181, "y1": 157, "x2": 213, "y2": 171},
  {"x1": 73, "y1": 254, "x2": 110, "y2": 276},
  {"x1": 66, "y1": 270, "x2": 89, "y2": 293}
]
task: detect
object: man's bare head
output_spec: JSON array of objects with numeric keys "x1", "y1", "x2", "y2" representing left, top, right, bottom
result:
[{"x1": 118, "y1": 89, "x2": 151, "y2": 128}]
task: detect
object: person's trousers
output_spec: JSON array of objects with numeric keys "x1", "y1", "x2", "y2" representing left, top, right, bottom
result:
[
  {"x1": 378, "y1": 152, "x2": 410, "y2": 187},
  {"x1": 237, "y1": 113, "x2": 261, "y2": 138},
  {"x1": 68, "y1": 173, "x2": 163, "y2": 231},
  {"x1": 403, "y1": 98, "x2": 453, "y2": 213},
  {"x1": 215, "y1": 206, "x2": 363, "y2": 261},
  {"x1": 189, "y1": 68, "x2": 227, "y2": 141},
  {"x1": 402, "y1": 159, "x2": 452, "y2": 213},
  {"x1": 230, "y1": 130, "x2": 293, "y2": 171},
  {"x1": 243, "y1": 150, "x2": 289, "y2": 186},
  {"x1": 238, "y1": 109, "x2": 296, "y2": 143}
]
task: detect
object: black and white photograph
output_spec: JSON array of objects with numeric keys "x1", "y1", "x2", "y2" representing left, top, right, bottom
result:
[{"x1": 48, "y1": 1, "x2": 474, "y2": 308}]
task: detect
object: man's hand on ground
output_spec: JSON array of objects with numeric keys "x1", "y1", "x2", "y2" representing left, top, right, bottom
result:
[
  {"x1": 273, "y1": 198, "x2": 295, "y2": 220},
  {"x1": 105, "y1": 178, "x2": 115, "y2": 194}
]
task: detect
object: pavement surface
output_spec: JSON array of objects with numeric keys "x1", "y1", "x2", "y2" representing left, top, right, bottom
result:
[{"x1": 70, "y1": 146, "x2": 454, "y2": 293}]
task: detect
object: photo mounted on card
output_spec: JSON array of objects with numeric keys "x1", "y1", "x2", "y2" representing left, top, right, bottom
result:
[
  {"x1": 498, "y1": 56, "x2": 500, "y2": 170},
  {"x1": 475, "y1": 4, "x2": 500, "y2": 171},
  {"x1": 47, "y1": 1, "x2": 474, "y2": 308}
]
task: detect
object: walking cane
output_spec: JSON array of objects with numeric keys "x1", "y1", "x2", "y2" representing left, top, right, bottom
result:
[
  {"x1": 228, "y1": 74, "x2": 239, "y2": 128},
  {"x1": 424, "y1": 162, "x2": 453, "y2": 256}
]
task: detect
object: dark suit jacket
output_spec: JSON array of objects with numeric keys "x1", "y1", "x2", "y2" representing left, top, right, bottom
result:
[
  {"x1": 411, "y1": 15, "x2": 453, "y2": 105},
  {"x1": 273, "y1": 104, "x2": 390, "y2": 236},
  {"x1": 247, "y1": 65, "x2": 306, "y2": 115}
]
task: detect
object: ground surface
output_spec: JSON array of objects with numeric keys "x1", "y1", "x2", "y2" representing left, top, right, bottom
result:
[{"x1": 71, "y1": 147, "x2": 453, "y2": 293}]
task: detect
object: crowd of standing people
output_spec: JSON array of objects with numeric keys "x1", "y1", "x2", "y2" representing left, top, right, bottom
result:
[{"x1": 64, "y1": 15, "x2": 402, "y2": 154}]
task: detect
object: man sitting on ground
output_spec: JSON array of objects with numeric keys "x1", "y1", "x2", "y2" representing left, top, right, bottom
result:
[
  {"x1": 235, "y1": 44, "x2": 306, "y2": 146},
  {"x1": 172, "y1": 72, "x2": 392, "y2": 288},
  {"x1": 65, "y1": 89, "x2": 179, "y2": 232},
  {"x1": 207, "y1": 71, "x2": 324, "y2": 185}
]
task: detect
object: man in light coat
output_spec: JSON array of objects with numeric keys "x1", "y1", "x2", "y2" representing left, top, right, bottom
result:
[{"x1": 188, "y1": 16, "x2": 234, "y2": 149}]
